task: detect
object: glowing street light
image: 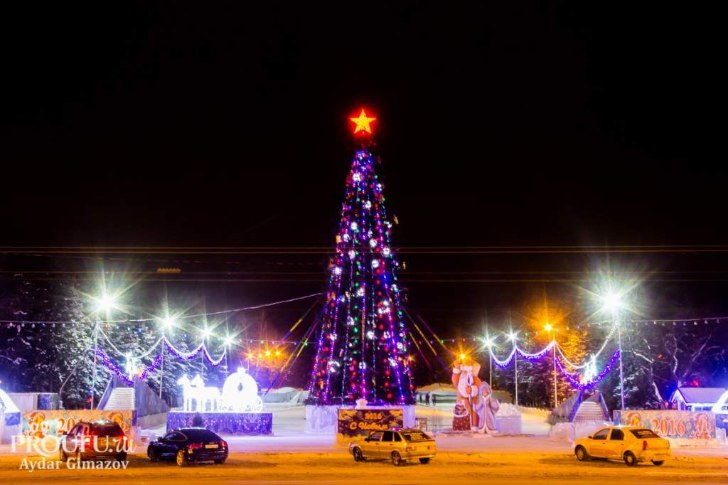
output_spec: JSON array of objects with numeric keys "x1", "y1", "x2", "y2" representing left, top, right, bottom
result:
[
  {"x1": 90, "y1": 291, "x2": 119, "y2": 410},
  {"x1": 480, "y1": 332, "x2": 496, "y2": 388},
  {"x1": 201, "y1": 327, "x2": 213, "y2": 340},
  {"x1": 601, "y1": 289, "x2": 626, "y2": 409},
  {"x1": 545, "y1": 323, "x2": 558, "y2": 409},
  {"x1": 224, "y1": 335, "x2": 235, "y2": 347},
  {"x1": 507, "y1": 330, "x2": 519, "y2": 406},
  {"x1": 93, "y1": 294, "x2": 117, "y2": 314}
]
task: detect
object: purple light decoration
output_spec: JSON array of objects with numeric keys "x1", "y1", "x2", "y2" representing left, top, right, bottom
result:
[
  {"x1": 163, "y1": 336, "x2": 225, "y2": 366},
  {"x1": 492, "y1": 347, "x2": 516, "y2": 369},
  {"x1": 139, "y1": 353, "x2": 163, "y2": 380},
  {"x1": 307, "y1": 128, "x2": 415, "y2": 406},
  {"x1": 556, "y1": 349, "x2": 621, "y2": 391},
  {"x1": 516, "y1": 341, "x2": 554, "y2": 361},
  {"x1": 94, "y1": 348, "x2": 133, "y2": 386}
]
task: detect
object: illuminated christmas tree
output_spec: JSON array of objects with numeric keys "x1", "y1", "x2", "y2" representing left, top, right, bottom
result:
[{"x1": 307, "y1": 109, "x2": 415, "y2": 406}]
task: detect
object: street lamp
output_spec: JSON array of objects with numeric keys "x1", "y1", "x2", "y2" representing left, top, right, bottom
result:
[
  {"x1": 601, "y1": 291, "x2": 625, "y2": 409},
  {"x1": 224, "y1": 335, "x2": 235, "y2": 375},
  {"x1": 545, "y1": 323, "x2": 558, "y2": 409},
  {"x1": 158, "y1": 316, "x2": 176, "y2": 399},
  {"x1": 90, "y1": 292, "x2": 117, "y2": 410},
  {"x1": 507, "y1": 330, "x2": 519, "y2": 406},
  {"x1": 481, "y1": 333, "x2": 496, "y2": 388}
]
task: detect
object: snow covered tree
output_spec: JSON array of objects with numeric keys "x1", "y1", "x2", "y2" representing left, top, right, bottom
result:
[{"x1": 306, "y1": 109, "x2": 415, "y2": 406}]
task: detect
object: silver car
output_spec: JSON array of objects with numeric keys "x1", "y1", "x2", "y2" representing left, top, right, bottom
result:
[{"x1": 349, "y1": 428, "x2": 436, "y2": 466}]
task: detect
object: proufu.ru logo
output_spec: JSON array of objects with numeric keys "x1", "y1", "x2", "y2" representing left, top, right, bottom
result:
[{"x1": 11, "y1": 434, "x2": 134, "y2": 472}]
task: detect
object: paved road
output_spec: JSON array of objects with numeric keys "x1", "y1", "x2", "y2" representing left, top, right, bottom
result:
[{"x1": 0, "y1": 450, "x2": 726, "y2": 484}]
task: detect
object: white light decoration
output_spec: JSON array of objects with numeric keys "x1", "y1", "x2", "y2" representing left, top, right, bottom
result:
[
  {"x1": 177, "y1": 369, "x2": 263, "y2": 413},
  {"x1": 348, "y1": 250, "x2": 356, "y2": 259},
  {"x1": 364, "y1": 200, "x2": 372, "y2": 209},
  {"x1": 333, "y1": 266, "x2": 342, "y2": 275},
  {"x1": 382, "y1": 247, "x2": 391, "y2": 256},
  {"x1": 353, "y1": 172, "x2": 362, "y2": 182},
  {"x1": 124, "y1": 353, "x2": 137, "y2": 380},
  {"x1": 371, "y1": 259, "x2": 380, "y2": 269},
  {"x1": 366, "y1": 330, "x2": 375, "y2": 340},
  {"x1": 350, "y1": 222, "x2": 358, "y2": 231},
  {"x1": 221, "y1": 367, "x2": 263, "y2": 412},
  {"x1": 369, "y1": 238, "x2": 377, "y2": 248}
]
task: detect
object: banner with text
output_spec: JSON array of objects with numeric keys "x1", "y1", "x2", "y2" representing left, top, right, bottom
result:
[
  {"x1": 614, "y1": 410, "x2": 715, "y2": 439},
  {"x1": 337, "y1": 408, "x2": 404, "y2": 440}
]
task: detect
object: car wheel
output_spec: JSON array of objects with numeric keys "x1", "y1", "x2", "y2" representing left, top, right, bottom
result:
[
  {"x1": 419, "y1": 458, "x2": 430, "y2": 464},
  {"x1": 652, "y1": 460, "x2": 664, "y2": 466},
  {"x1": 148, "y1": 448, "x2": 159, "y2": 462},
  {"x1": 391, "y1": 451, "x2": 403, "y2": 466},
  {"x1": 176, "y1": 450, "x2": 188, "y2": 467},
  {"x1": 214, "y1": 459, "x2": 226, "y2": 465},
  {"x1": 352, "y1": 448, "x2": 364, "y2": 462},
  {"x1": 575, "y1": 446, "x2": 589, "y2": 462},
  {"x1": 623, "y1": 451, "x2": 637, "y2": 466},
  {"x1": 116, "y1": 453, "x2": 127, "y2": 461}
]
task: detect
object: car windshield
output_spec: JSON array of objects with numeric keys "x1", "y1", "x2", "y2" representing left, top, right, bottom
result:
[
  {"x1": 401, "y1": 431, "x2": 432, "y2": 442},
  {"x1": 182, "y1": 429, "x2": 220, "y2": 442},
  {"x1": 630, "y1": 429, "x2": 660, "y2": 439},
  {"x1": 91, "y1": 423, "x2": 124, "y2": 436}
]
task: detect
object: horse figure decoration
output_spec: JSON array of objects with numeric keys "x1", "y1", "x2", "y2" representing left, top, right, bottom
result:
[
  {"x1": 176, "y1": 375, "x2": 199, "y2": 412},
  {"x1": 191, "y1": 374, "x2": 222, "y2": 411}
]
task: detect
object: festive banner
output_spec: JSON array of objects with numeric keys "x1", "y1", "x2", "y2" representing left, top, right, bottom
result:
[
  {"x1": 337, "y1": 408, "x2": 404, "y2": 439},
  {"x1": 21, "y1": 410, "x2": 133, "y2": 439},
  {"x1": 614, "y1": 410, "x2": 716, "y2": 439}
]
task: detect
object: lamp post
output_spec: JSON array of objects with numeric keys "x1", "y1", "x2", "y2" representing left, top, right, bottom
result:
[
  {"x1": 224, "y1": 335, "x2": 235, "y2": 375},
  {"x1": 508, "y1": 330, "x2": 519, "y2": 406},
  {"x1": 545, "y1": 323, "x2": 557, "y2": 409},
  {"x1": 602, "y1": 291, "x2": 625, "y2": 409},
  {"x1": 91, "y1": 293, "x2": 116, "y2": 410},
  {"x1": 159, "y1": 317, "x2": 175, "y2": 400},
  {"x1": 482, "y1": 333, "x2": 495, "y2": 388}
]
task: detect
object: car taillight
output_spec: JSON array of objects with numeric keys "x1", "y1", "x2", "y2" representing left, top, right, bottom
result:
[
  {"x1": 642, "y1": 440, "x2": 648, "y2": 450},
  {"x1": 188, "y1": 443, "x2": 203, "y2": 451},
  {"x1": 220, "y1": 440, "x2": 228, "y2": 449}
]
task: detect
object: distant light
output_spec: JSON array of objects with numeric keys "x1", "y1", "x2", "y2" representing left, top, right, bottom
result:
[
  {"x1": 602, "y1": 291, "x2": 623, "y2": 313},
  {"x1": 459, "y1": 353, "x2": 466, "y2": 361},
  {"x1": 544, "y1": 323, "x2": 553, "y2": 333},
  {"x1": 507, "y1": 330, "x2": 519, "y2": 342},
  {"x1": 201, "y1": 327, "x2": 213, "y2": 339},
  {"x1": 161, "y1": 317, "x2": 176, "y2": 329},
  {"x1": 94, "y1": 294, "x2": 117, "y2": 313},
  {"x1": 264, "y1": 350, "x2": 272, "y2": 358},
  {"x1": 224, "y1": 335, "x2": 235, "y2": 346}
]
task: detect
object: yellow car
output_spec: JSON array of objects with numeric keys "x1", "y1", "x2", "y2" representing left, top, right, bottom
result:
[
  {"x1": 349, "y1": 428, "x2": 436, "y2": 466},
  {"x1": 574, "y1": 426, "x2": 670, "y2": 466}
]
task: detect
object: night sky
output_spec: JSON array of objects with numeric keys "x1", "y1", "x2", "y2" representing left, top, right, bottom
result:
[{"x1": 1, "y1": 2, "x2": 726, "y2": 333}]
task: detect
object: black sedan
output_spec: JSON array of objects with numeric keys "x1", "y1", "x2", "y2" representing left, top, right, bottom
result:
[{"x1": 147, "y1": 428, "x2": 228, "y2": 466}]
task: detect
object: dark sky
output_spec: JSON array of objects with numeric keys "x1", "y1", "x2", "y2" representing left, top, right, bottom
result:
[{"x1": 1, "y1": 2, "x2": 726, "y2": 332}]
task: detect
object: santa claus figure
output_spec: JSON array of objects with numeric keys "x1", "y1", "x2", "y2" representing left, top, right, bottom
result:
[{"x1": 451, "y1": 359, "x2": 482, "y2": 430}]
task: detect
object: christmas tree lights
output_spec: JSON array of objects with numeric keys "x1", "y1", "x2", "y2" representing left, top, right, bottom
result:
[{"x1": 307, "y1": 109, "x2": 415, "y2": 406}]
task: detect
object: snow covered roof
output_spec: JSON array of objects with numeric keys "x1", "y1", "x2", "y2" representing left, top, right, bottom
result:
[
  {"x1": 417, "y1": 383, "x2": 456, "y2": 393},
  {"x1": 671, "y1": 387, "x2": 726, "y2": 404}
]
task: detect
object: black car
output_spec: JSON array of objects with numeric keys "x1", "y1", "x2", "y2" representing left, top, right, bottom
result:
[
  {"x1": 58, "y1": 419, "x2": 128, "y2": 462},
  {"x1": 147, "y1": 428, "x2": 228, "y2": 466}
]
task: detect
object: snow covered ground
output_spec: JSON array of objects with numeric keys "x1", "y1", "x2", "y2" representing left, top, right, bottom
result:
[{"x1": 0, "y1": 403, "x2": 725, "y2": 484}]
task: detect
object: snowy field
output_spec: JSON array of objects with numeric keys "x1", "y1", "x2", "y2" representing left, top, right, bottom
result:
[{"x1": 0, "y1": 403, "x2": 726, "y2": 484}]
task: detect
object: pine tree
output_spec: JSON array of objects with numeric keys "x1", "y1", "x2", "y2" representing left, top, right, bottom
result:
[{"x1": 307, "y1": 109, "x2": 415, "y2": 406}]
